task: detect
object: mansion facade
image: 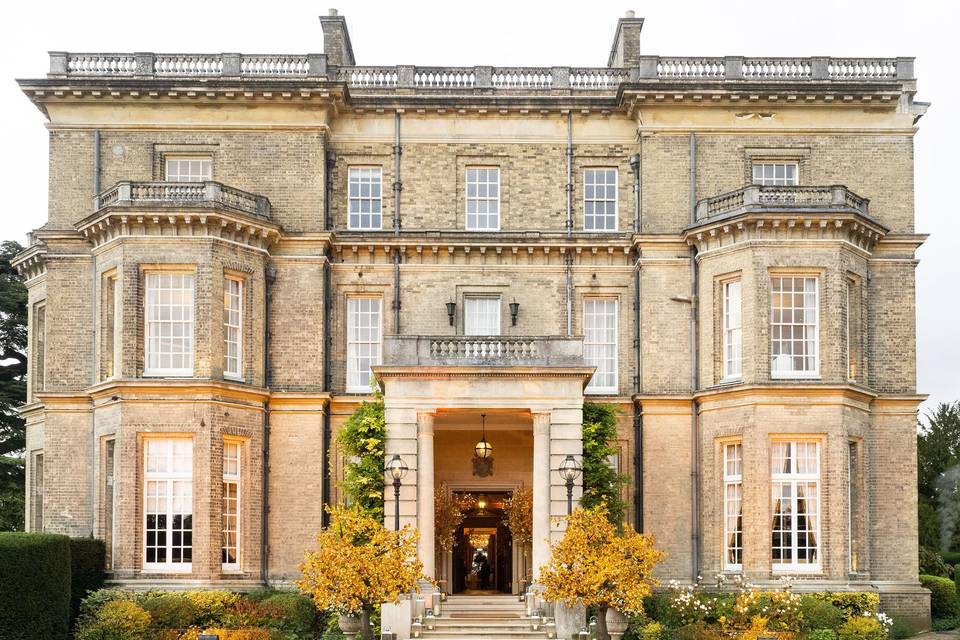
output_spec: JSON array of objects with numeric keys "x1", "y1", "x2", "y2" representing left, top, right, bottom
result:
[{"x1": 15, "y1": 9, "x2": 929, "y2": 627}]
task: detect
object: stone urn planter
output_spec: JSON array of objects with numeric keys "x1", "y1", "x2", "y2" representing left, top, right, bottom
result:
[
  {"x1": 338, "y1": 613, "x2": 362, "y2": 640},
  {"x1": 606, "y1": 608, "x2": 628, "y2": 640}
]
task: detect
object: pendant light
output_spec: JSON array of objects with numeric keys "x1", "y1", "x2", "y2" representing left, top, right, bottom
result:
[{"x1": 474, "y1": 413, "x2": 493, "y2": 459}]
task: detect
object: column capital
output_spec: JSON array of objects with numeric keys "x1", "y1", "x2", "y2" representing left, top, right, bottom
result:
[
  {"x1": 531, "y1": 411, "x2": 551, "y2": 436},
  {"x1": 417, "y1": 411, "x2": 435, "y2": 435}
]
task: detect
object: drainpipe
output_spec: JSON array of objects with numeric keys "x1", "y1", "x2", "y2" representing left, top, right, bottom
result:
[
  {"x1": 261, "y1": 266, "x2": 276, "y2": 584},
  {"x1": 565, "y1": 112, "x2": 574, "y2": 238},
  {"x1": 688, "y1": 132, "x2": 700, "y2": 583},
  {"x1": 564, "y1": 253, "x2": 573, "y2": 336},
  {"x1": 393, "y1": 249, "x2": 402, "y2": 333},
  {"x1": 393, "y1": 111, "x2": 402, "y2": 235},
  {"x1": 324, "y1": 148, "x2": 336, "y2": 231},
  {"x1": 321, "y1": 207, "x2": 333, "y2": 526},
  {"x1": 633, "y1": 254, "x2": 643, "y2": 533}
]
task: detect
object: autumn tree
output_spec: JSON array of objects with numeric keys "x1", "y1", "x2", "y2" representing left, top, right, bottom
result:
[
  {"x1": 503, "y1": 487, "x2": 533, "y2": 583},
  {"x1": 298, "y1": 505, "x2": 425, "y2": 640},
  {"x1": 539, "y1": 504, "x2": 664, "y2": 640}
]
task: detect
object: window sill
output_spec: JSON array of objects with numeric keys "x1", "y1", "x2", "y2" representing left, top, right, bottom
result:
[
  {"x1": 770, "y1": 373, "x2": 821, "y2": 380},
  {"x1": 141, "y1": 564, "x2": 193, "y2": 574},
  {"x1": 772, "y1": 565, "x2": 822, "y2": 575},
  {"x1": 224, "y1": 375, "x2": 244, "y2": 383},
  {"x1": 143, "y1": 371, "x2": 195, "y2": 378},
  {"x1": 585, "y1": 389, "x2": 618, "y2": 396},
  {"x1": 720, "y1": 376, "x2": 743, "y2": 385}
]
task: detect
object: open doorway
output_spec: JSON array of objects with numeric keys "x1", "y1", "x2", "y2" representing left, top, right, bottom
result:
[{"x1": 451, "y1": 491, "x2": 513, "y2": 594}]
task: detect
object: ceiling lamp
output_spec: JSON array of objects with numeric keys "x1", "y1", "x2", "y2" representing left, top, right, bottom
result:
[{"x1": 474, "y1": 414, "x2": 493, "y2": 459}]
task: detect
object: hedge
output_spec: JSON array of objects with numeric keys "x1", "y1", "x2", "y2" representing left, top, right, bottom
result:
[
  {"x1": 0, "y1": 532, "x2": 72, "y2": 640},
  {"x1": 921, "y1": 574, "x2": 960, "y2": 619},
  {"x1": 69, "y1": 538, "x2": 106, "y2": 621}
]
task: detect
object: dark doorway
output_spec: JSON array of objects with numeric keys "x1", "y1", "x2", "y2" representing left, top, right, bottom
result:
[{"x1": 452, "y1": 491, "x2": 513, "y2": 594}]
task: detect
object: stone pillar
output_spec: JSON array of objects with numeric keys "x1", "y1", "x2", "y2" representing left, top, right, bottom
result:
[
  {"x1": 532, "y1": 412, "x2": 551, "y2": 580},
  {"x1": 417, "y1": 412, "x2": 436, "y2": 580}
]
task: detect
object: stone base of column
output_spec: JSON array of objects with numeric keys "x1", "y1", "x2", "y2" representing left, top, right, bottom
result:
[{"x1": 381, "y1": 596, "x2": 413, "y2": 640}]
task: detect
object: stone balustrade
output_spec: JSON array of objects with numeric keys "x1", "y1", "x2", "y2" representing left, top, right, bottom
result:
[
  {"x1": 695, "y1": 185, "x2": 870, "y2": 220},
  {"x1": 382, "y1": 335, "x2": 587, "y2": 367},
  {"x1": 48, "y1": 53, "x2": 913, "y2": 88},
  {"x1": 94, "y1": 181, "x2": 271, "y2": 219}
]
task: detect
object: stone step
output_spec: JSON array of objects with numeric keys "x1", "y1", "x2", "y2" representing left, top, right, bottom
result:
[
  {"x1": 433, "y1": 618, "x2": 533, "y2": 628},
  {"x1": 422, "y1": 634, "x2": 545, "y2": 640}
]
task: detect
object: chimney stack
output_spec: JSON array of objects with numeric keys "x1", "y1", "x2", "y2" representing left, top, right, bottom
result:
[
  {"x1": 607, "y1": 11, "x2": 645, "y2": 68},
  {"x1": 319, "y1": 8, "x2": 356, "y2": 66}
]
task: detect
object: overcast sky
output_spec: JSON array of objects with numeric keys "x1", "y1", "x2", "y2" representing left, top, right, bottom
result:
[{"x1": 0, "y1": 0, "x2": 955, "y2": 419}]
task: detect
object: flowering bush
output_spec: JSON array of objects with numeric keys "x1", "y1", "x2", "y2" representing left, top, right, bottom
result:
[
  {"x1": 733, "y1": 587, "x2": 801, "y2": 631},
  {"x1": 838, "y1": 615, "x2": 887, "y2": 640},
  {"x1": 75, "y1": 599, "x2": 151, "y2": 640}
]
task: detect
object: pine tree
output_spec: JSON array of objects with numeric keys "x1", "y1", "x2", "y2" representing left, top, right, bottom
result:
[{"x1": 0, "y1": 240, "x2": 27, "y2": 530}]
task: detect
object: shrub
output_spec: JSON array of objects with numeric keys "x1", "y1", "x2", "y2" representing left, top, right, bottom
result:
[
  {"x1": 670, "y1": 621, "x2": 725, "y2": 640},
  {"x1": 75, "y1": 600, "x2": 151, "y2": 640},
  {"x1": 0, "y1": 532, "x2": 72, "y2": 640},
  {"x1": 69, "y1": 538, "x2": 106, "y2": 621},
  {"x1": 637, "y1": 621, "x2": 663, "y2": 639},
  {"x1": 810, "y1": 592, "x2": 880, "y2": 619},
  {"x1": 800, "y1": 596, "x2": 846, "y2": 632},
  {"x1": 888, "y1": 615, "x2": 913, "y2": 639},
  {"x1": 260, "y1": 591, "x2": 318, "y2": 634},
  {"x1": 183, "y1": 590, "x2": 241, "y2": 626},
  {"x1": 141, "y1": 593, "x2": 201, "y2": 629},
  {"x1": 181, "y1": 630, "x2": 275, "y2": 640},
  {"x1": 919, "y1": 546, "x2": 953, "y2": 578},
  {"x1": 222, "y1": 598, "x2": 286, "y2": 629},
  {"x1": 838, "y1": 615, "x2": 886, "y2": 640},
  {"x1": 942, "y1": 550, "x2": 960, "y2": 566},
  {"x1": 642, "y1": 592, "x2": 672, "y2": 625},
  {"x1": 734, "y1": 589, "x2": 802, "y2": 631},
  {"x1": 921, "y1": 574, "x2": 960, "y2": 619},
  {"x1": 808, "y1": 631, "x2": 839, "y2": 640}
]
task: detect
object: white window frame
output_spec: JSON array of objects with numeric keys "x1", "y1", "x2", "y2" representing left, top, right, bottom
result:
[
  {"x1": 583, "y1": 298, "x2": 618, "y2": 394},
  {"x1": 723, "y1": 442, "x2": 743, "y2": 571},
  {"x1": 722, "y1": 279, "x2": 742, "y2": 381},
  {"x1": 583, "y1": 168, "x2": 618, "y2": 232},
  {"x1": 144, "y1": 272, "x2": 195, "y2": 377},
  {"x1": 143, "y1": 438, "x2": 193, "y2": 573},
  {"x1": 346, "y1": 297, "x2": 382, "y2": 393},
  {"x1": 752, "y1": 162, "x2": 799, "y2": 186},
  {"x1": 464, "y1": 296, "x2": 501, "y2": 336},
  {"x1": 347, "y1": 166, "x2": 383, "y2": 231},
  {"x1": 164, "y1": 155, "x2": 212, "y2": 182},
  {"x1": 771, "y1": 440, "x2": 821, "y2": 573},
  {"x1": 770, "y1": 276, "x2": 819, "y2": 379},
  {"x1": 465, "y1": 166, "x2": 501, "y2": 231},
  {"x1": 224, "y1": 277, "x2": 243, "y2": 381},
  {"x1": 222, "y1": 440, "x2": 241, "y2": 572}
]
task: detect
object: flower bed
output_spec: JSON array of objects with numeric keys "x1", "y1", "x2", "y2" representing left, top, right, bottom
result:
[
  {"x1": 624, "y1": 576, "x2": 896, "y2": 640},
  {"x1": 74, "y1": 588, "x2": 325, "y2": 640}
]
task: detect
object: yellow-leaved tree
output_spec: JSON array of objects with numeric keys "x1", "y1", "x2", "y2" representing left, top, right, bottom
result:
[
  {"x1": 298, "y1": 506, "x2": 425, "y2": 640},
  {"x1": 539, "y1": 503, "x2": 664, "y2": 640}
]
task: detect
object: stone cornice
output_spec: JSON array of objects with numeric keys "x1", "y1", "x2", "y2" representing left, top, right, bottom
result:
[
  {"x1": 87, "y1": 378, "x2": 270, "y2": 405},
  {"x1": 11, "y1": 243, "x2": 48, "y2": 282},
  {"x1": 373, "y1": 365, "x2": 596, "y2": 382},
  {"x1": 693, "y1": 383, "x2": 878, "y2": 410}
]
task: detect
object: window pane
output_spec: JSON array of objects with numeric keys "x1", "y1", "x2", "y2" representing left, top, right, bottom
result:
[
  {"x1": 348, "y1": 167, "x2": 383, "y2": 230},
  {"x1": 465, "y1": 298, "x2": 501, "y2": 336},
  {"x1": 465, "y1": 167, "x2": 500, "y2": 230},
  {"x1": 583, "y1": 169, "x2": 617, "y2": 231},
  {"x1": 165, "y1": 157, "x2": 212, "y2": 183},
  {"x1": 144, "y1": 439, "x2": 193, "y2": 569},
  {"x1": 347, "y1": 298, "x2": 382, "y2": 391},
  {"x1": 145, "y1": 273, "x2": 195, "y2": 375},
  {"x1": 771, "y1": 277, "x2": 818, "y2": 376},
  {"x1": 584, "y1": 299, "x2": 618, "y2": 392}
]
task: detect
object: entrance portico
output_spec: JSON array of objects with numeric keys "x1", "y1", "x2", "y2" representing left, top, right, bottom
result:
[{"x1": 373, "y1": 335, "x2": 593, "y2": 591}]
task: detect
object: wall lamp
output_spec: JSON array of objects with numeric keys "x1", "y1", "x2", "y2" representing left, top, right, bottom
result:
[
  {"x1": 509, "y1": 301, "x2": 520, "y2": 326},
  {"x1": 446, "y1": 301, "x2": 456, "y2": 325}
]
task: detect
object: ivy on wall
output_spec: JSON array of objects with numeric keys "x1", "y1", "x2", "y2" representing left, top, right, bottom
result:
[
  {"x1": 581, "y1": 402, "x2": 629, "y2": 526},
  {"x1": 337, "y1": 389, "x2": 386, "y2": 522}
]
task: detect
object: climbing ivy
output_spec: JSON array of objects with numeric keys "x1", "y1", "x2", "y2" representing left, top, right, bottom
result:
[
  {"x1": 581, "y1": 402, "x2": 629, "y2": 526},
  {"x1": 337, "y1": 388, "x2": 386, "y2": 522}
]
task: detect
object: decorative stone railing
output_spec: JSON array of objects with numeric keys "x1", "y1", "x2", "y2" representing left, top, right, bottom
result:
[
  {"x1": 382, "y1": 335, "x2": 587, "y2": 368},
  {"x1": 94, "y1": 181, "x2": 271, "y2": 218},
  {"x1": 48, "y1": 53, "x2": 912, "y2": 87},
  {"x1": 695, "y1": 185, "x2": 869, "y2": 220}
]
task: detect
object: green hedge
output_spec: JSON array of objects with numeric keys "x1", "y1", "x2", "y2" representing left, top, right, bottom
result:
[
  {"x1": 69, "y1": 538, "x2": 106, "y2": 621},
  {"x1": 0, "y1": 532, "x2": 72, "y2": 640},
  {"x1": 921, "y1": 574, "x2": 960, "y2": 619},
  {"x1": 942, "y1": 551, "x2": 960, "y2": 566}
]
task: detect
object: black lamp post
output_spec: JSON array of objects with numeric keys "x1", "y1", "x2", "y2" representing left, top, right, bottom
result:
[
  {"x1": 558, "y1": 454, "x2": 582, "y2": 515},
  {"x1": 385, "y1": 454, "x2": 409, "y2": 531}
]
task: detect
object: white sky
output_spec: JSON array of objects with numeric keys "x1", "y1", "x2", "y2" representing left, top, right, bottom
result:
[{"x1": 0, "y1": 0, "x2": 956, "y2": 417}]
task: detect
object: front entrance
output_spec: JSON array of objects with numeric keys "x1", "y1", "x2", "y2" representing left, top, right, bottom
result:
[{"x1": 451, "y1": 492, "x2": 513, "y2": 594}]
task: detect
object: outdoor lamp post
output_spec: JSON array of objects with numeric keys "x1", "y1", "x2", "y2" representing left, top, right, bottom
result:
[
  {"x1": 385, "y1": 454, "x2": 409, "y2": 531},
  {"x1": 558, "y1": 454, "x2": 582, "y2": 515}
]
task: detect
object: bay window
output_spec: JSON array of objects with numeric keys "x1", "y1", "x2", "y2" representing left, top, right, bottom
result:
[
  {"x1": 723, "y1": 279, "x2": 742, "y2": 380},
  {"x1": 771, "y1": 440, "x2": 820, "y2": 572},
  {"x1": 145, "y1": 272, "x2": 195, "y2": 377},
  {"x1": 144, "y1": 438, "x2": 193, "y2": 572},
  {"x1": 770, "y1": 276, "x2": 819, "y2": 378},
  {"x1": 224, "y1": 277, "x2": 243, "y2": 380}
]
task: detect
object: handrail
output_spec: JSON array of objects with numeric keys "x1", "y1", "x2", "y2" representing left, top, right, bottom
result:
[{"x1": 94, "y1": 181, "x2": 271, "y2": 218}]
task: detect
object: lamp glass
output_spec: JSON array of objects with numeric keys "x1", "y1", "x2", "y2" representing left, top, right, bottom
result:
[
  {"x1": 474, "y1": 438, "x2": 493, "y2": 459},
  {"x1": 386, "y1": 454, "x2": 408, "y2": 481},
  {"x1": 559, "y1": 454, "x2": 582, "y2": 482}
]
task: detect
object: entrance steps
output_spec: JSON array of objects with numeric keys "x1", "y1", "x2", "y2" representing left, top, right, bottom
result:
[{"x1": 422, "y1": 595, "x2": 546, "y2": 640}]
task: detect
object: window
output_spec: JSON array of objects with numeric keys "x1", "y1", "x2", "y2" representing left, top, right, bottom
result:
[
  {"x1": 222, "y1": 441, "x2": 241, "y2": 571},
  {"x1": 224, "y1": 278, "x2": 243, "y2": 380},
  {"x1": 103, "y1": 274, "x2": 121, "y2": 379},
  {"x1": 104, "y1": 439, "x2": 116, "y2": 569},
  {"x1": 771, "y1": 441, "x2": 820, "y2": 572},
  {"x1": 33, "y1": 304, "x2": 45, "y2": 396},
  {"x1": 752, "y1": 162, "x2": 798, "y2": 186},
  {"x1": 464, "y1": 297, "x2": 501, "y2": 336},
  {"x1": 848, "y1": 440, "x2": 863, "y2": 573},
  {"x1": 30, "y1": 451, "x2": 43, "y2": 532},
  {"x1": 770, "y1": 276, "x2": 819, "y2": 378},
  {"x1": 723, "y1": 443, "x2": 743, "y2": 570},
  {"x1": 165, "y1": 156, "x2": 212, "y2": 182},
  {"x1": 466, "y1": 167, "x2": 500, "y2": 231},
  {"x1": 584, "y1": 299, "x2": 618, "y2": 393},
  {"x1": 144, "y1": 438, "x2": 193, "y2": 572},
  {"x1": 346, "y1": 298, "x2": 382, "y2": 392},
  {"x1": 584, "y1": 168, "x2": 618, "y2": 231},
  {"x1": 846, "y1": 278, "x2": 861, "y2": 382},
  {"x1": 348, "y1": 167, "x2": 383, "y2": 230},
  {"x1": 145, "y1": 273, "x2": 195, "y2": 376},
  {"x1": 723, "y1": 280, "x2": 742, "y2": 380}
]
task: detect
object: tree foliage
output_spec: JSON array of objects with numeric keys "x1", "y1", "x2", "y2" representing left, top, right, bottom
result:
[
  {"x1": 0, "y1": 240, "x2": 27, "y2": 531},
  {"x1": 298, "y1": 506, "x2": 424, "y2": 640},
  {"x1": 539, "y1": 503, "x2": 664, "y2": 640},
  {"x1": 917, "y1": 402, "x2": 960, "y2": 551},
  {"x1": 581, "y1": 403, "x2": 629, "y2": 526},
  {"x1": 337, "y1": 389, "x2": 386, "y2": 522}
]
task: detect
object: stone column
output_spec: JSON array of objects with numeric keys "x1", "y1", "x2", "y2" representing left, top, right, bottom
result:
[
  {"x1": 532, "y1": 412, "x2": 551, "y2": 581},
  {"x1": 417, "y1": 412, "x2": 436, "y2": 580}
]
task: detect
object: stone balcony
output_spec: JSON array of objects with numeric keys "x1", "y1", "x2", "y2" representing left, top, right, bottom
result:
[
  {"x1": 381, "y1": 335, "x2": 588, "y2": 368},
  {"x1": 695, "y1": 184, "x2": 870, "y2": 221},
  {"x1": 94, "y1": 181, "x2": 271, "y2": 219}
]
